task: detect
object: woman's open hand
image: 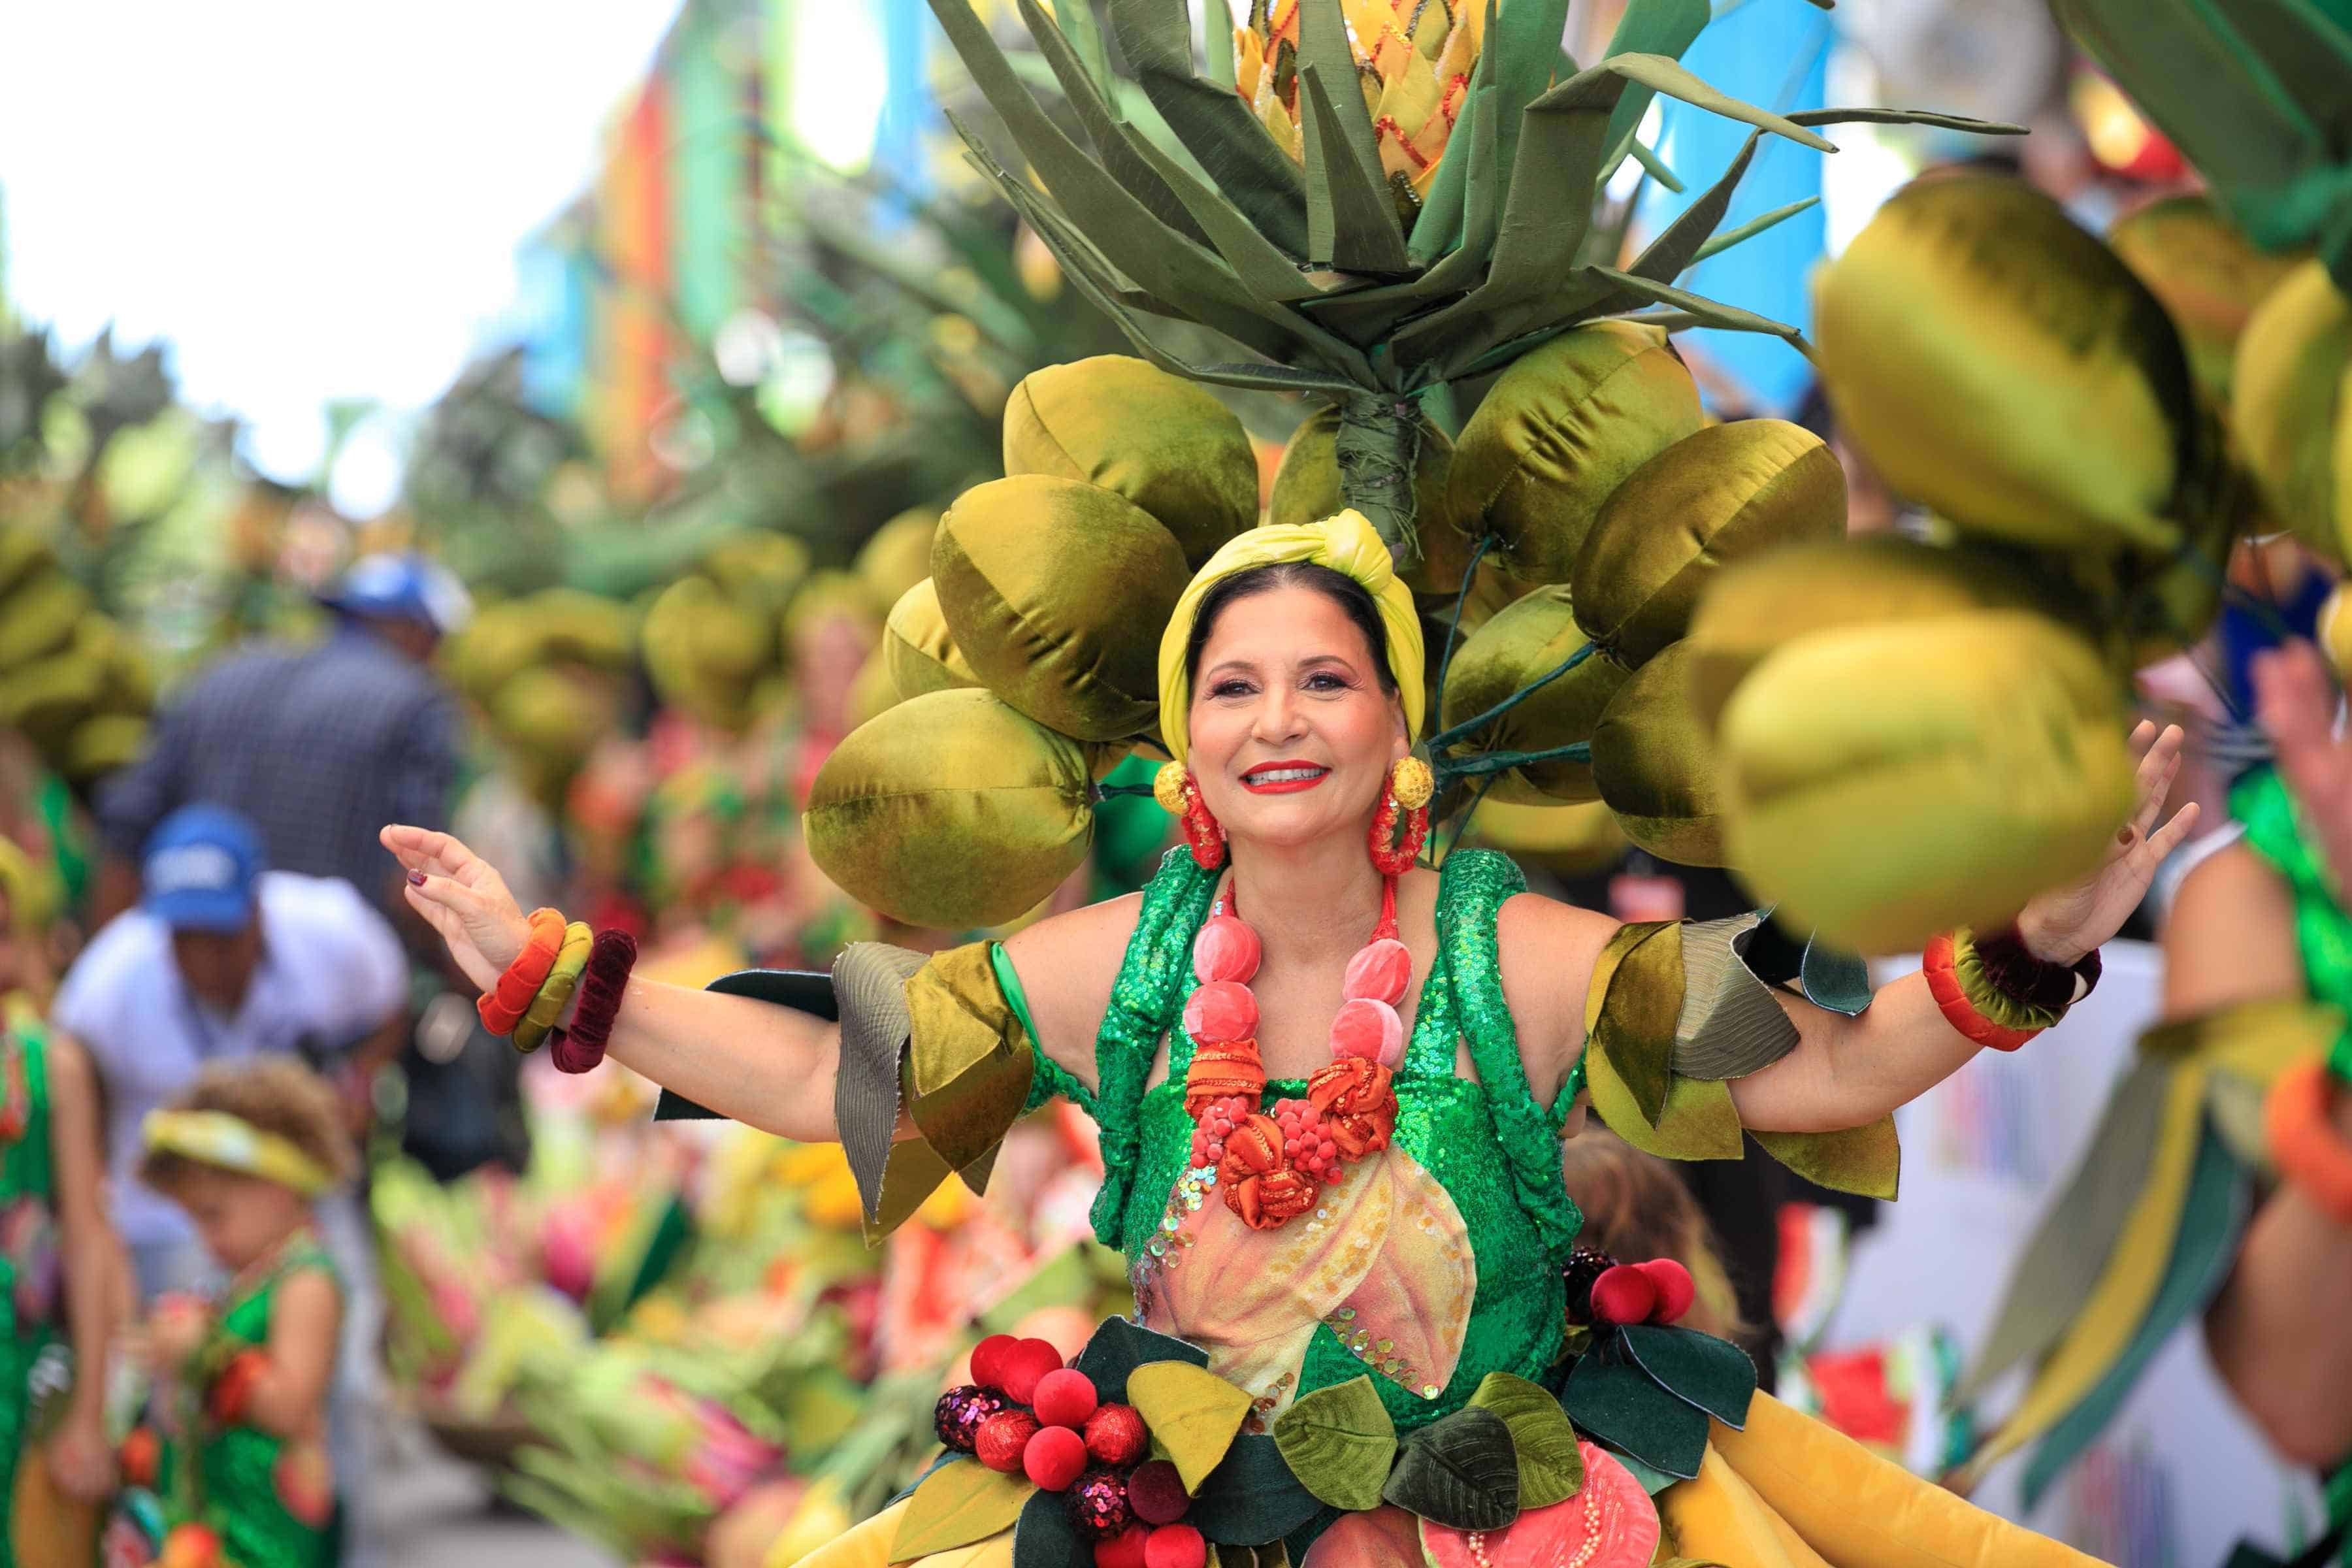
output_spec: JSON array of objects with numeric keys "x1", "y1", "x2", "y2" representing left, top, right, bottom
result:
[
  {"x1": 2014, "y1": 721, "x2": 2202, "y2": 964},
  {"x1": 380, "y1": 825, "x2": 531, "y2": 992}
]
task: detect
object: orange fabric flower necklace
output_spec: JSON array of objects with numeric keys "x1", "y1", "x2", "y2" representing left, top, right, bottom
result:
[{"x1": 1181, "y1": 876, "x2": 1405, "y2": 1230}]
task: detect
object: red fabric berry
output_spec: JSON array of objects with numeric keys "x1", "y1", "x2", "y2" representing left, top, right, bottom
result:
[
  {"x1": 1182, "y1": 981, "x2": 1258, "y2": 1045},
  {"x1": 1095, "y1": 1526, "x2": 1151, "y2": 1568},
  {"x1": 975, "y1": 1410, "x2": 1041, "y2": 1474},
  {"x1": 1126, "y1": 1459, "x2": 1190, "y2": 1526},
  {"x1": 1635, "y1": 1258, "x2": 1696, "y2": 1325},
  {"x1": 1000, "y1": 1337, "x2": 1066, "y2": 1404},
  {"x1": 1329, "y1": 998, "x2": 1404, "y2": 1068},
  {"x1": 1024, "y1": 1424, "x2": 1089, "y2": 1492},
  {"x1": 970, "y1": 1333, "x2": 1021, "y2": 1391},
  {"x1": 1143, "y1": 1522, "x2": 1207, "y2": 1568},
  {"x1": 1032, "y1": 1367, "x2": 1100, "y2": 1429},
  {"x1": 1192, "y1": 916, "x2": 1262, "y2": 984},
  {"x1": 1083, "y1": 1403, "x2": 1149, "y2": 1467},
  {"x1": 1588, "y1": 1264, "x2": 1659, "y2": 1326},
  {"x1": 1342, "y1": 938, "x2": 1413, "y2": 1005}
]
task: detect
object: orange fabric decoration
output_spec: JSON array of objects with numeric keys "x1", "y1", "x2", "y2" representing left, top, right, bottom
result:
[
  {"x1": 1921, "y1": 932, "x2": 2040, "y2": 1053},
  {"x1": 1307, "y1": 1057, "x2": 1397, "y2": 1160},
  {"x1": 2266, "y1": 1056, "x2": 2352, "y2": 1226},
  {"x1": 1218, "y1": 1112, "x2": 1319, "y2": 1229},
  {"x1": 478, "y1": 907, "x2": 566, "y2": 1036},
  {"x1": 1184, "y1": 1041, "x2": 1269, "y2": 1120}
]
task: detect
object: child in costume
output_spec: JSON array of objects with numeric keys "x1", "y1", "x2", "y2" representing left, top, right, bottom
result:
[
  {"x1": 389, "y1": 506, "x2": 2192, "y2": 1565},
  {"x1": 133, "y1": 1058, "x2": 356, "y2": 1568},
  {"x1": 0, "y1": 840, "x2": 118, "y2": 1565}
]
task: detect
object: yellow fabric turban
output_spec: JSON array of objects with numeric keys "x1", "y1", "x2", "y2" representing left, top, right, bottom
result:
[
  {"x1": 142, "y1": 1109, "x2": 337, "y2": 1196},
  {"x1": 1155, "y1": 510, "x2": 1426, "y2": 764}
]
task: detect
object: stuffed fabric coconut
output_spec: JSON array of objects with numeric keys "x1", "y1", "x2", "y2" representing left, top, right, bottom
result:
[
  {"x1": 804, "y1": 687, "x2": 1094, "y2": 929},
  {"x1": 1002, "y1": 356, "x2": 1258, "y2": 569},
  {"x1": 0, "y1": 532, "x2": 153, "y2": 785},
  {"x1": 933, "y1": 474, "x2": 1190, "y2": 742},
  {"x1": 1591, "y1": 641, "x2": 1726, "y2": 867},
  {"x1": 854, "y1": 508, "x2": 942, "y2": 614},
  {"x1": 1466, "y1": 798, "x2": 1628, "y2": 877},
  {"x1": 1269, "y1": 407, "x2": 1463, "y2": 592},
  {"x1": 1448, "y1": 321, "x2": 1705, "y2": 585},
  {"x1": 642, "y1": 575, "x2": 780, "y2": 732},
  {"x1": 1685, "y1": 535, "x2": 2057, "y2": 733},
  {"x1": 882, "y1": 579, "x2": 980, "y2": 701},
  {"x1": 1720, "y1": 610, "x2": 2135, "y2": 953},
  {"x1": 1814, "y1": 176, "x2": 2200, "y2": 559},
  {"x1": 1439, "y1": 587, "x2": 1627, "y2": 804},
  {"x1": 2232, "y1": 258, "x2": 2352, "y2": 564},
  {"x1": 1573, "y1": 421, "x2": 1847, "y2": 666},
  {"x1": 2107, "y1": 195, "x2": 2307, "y2": 408}
]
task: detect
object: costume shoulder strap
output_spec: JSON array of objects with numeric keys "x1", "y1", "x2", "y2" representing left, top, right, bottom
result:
[
  {"x1": 1435, "y1": 848, "x2": 1582, "y2": 1265},
  {"x1": 1089, "y1": 845, "x2": 1218, "y2": 1249},
  {"x1": 2232, "y1": 764, "x2": 2352, "y2": 1017}
]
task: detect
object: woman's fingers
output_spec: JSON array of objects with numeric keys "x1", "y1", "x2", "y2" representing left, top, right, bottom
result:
[
  {"x1": 2146, "y1": 800, "x2": 2202, "y2": 862},
  {"x1": 381, "y1": 825, "x2": 480, "y2": 880}
]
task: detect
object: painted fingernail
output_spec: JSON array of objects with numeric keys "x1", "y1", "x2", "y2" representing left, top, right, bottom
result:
[
  {"x1": 2117, "y1": 826, "x2": 2136, "y2": 845},
  {"x1": 407, "y1": 871, "x2": 427, "y2": 887}
]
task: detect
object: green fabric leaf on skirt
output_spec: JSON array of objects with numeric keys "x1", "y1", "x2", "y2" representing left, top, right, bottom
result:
[
  {"x1": 1129, "y1": 1361, "x2": 1256, "y2": 1492},
  {"x1": 1562, "y1": 1344, "x2": 1709, "y2": 1480},
  {"x1": 1011, "y1": 1480, "x2": 1089, "y2": 1568},
  {"x1": 1271, "y1": 1375, "x2": 1397, "y2": 1512},
  {"x1": 1618, "y1": 1324, "x2": 1756, "y2": 1429},
  {"x1": 1465, "y1": 1371, "x2": 1586, "y2": 1509},
  {"x1": 1381, "y1": 1406, "x2": 1522, "y2": 1531},
  {"x1": 1073, "y1": 1316, "x2": 1210, "y2": 1405},
  {"x1": 1188, "y1": 1433, "x2": 1324, "y2": 1544},
  {"x1": 890, "y1": 1458, "x2": 1034, "y2": 1561}
]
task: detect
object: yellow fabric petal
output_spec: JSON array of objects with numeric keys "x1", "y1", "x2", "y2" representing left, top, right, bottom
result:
[
  {"x1": 1156, "y1": 511, "x2": 1426, "y2": 763},
  {"x1": 1584, "y1": 1048, "x2": 1745, "y2": 1162},
  {"x1": 1718, "y1": 1393, "x2": 2108, "y2": 1567},
  {"x1": 1754, "y1": 1119, "x2": 1902, "y2": 1201},
  {"x1": 904, "y1": 941, "x2": 1037, "y2": 1176},
  {"x1": 1659, "y1": 1446, "x2": 1829, "y2": 1568}
]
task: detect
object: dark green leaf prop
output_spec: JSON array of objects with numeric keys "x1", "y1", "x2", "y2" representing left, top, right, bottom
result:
[
  {"x1": 1188, "y1": 1434, "x2": 1324, "y2": 1544},
  {"x1": 1074, "y1": 1316, "x2": 1210, "y2": 1403},
  {"x1": 1618, "y1": 1324, "x2": 1756, "y2": 1429},
  {"x1": 1011, "y1": 1479, "x2": 1090, "y2": 1568},
  {"x1": 1465, "y1": 1371, "x2": 1585, "y2": 1509},
  {"x1": 1271, "y1": 1375, "x2": 1397, "y2": 1512},
  {"x1": 1381, "y1": 1406, "x2": 1521, "y2": 1530},
  {"x1": 1562, "y1": 1344, "x2": 1710, "y2": 1480}
]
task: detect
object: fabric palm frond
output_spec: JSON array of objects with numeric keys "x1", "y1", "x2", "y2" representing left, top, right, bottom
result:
[{"x1": 924, "y1": 0, "x2": 2018, "y2": 558}]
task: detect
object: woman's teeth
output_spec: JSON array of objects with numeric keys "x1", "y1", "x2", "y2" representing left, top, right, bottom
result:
[{"x1": 1251, "y1": 768, "x2": 1325, "y2": 782}]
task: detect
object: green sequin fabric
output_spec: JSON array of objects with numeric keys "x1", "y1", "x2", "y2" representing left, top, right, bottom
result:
[
  {"x1": 2234, "y1": 766, "x2": 2352, "y2": 1077},
  {"x1": 1068, "y1": 845, "x2": 1582, "y2": 1431},
  {"x1": 0, "y1": 1022, "x2": 54, "y2": 1568}
]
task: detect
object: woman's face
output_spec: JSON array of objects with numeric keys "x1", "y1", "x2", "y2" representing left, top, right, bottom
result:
[{"x1": 1186, "y1": 585, "x2": 1408, "y2": 852}]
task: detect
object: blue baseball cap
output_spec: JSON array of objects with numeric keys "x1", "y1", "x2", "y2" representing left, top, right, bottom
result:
[
  {"x1": 142, "y1": 806, "x2": 265, "y2": 932},
  {"x1": 318, "y1": 553, "x2": 472, "y2": 635}
]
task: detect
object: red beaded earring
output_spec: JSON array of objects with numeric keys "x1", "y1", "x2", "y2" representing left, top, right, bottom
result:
[
  {"x1": 1156, "y1": 762, "x2": 1227, "y2": 870},
  {"x1": 1369, "y1": 758, "x2": 1433, "y2": 877}
]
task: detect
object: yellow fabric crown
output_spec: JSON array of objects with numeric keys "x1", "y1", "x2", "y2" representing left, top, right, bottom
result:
[
  {"x1": 1154, "y1": 510, "x2": 1426, "y2": 763},
  {"x1": 142, "y1": 1109, "x2": 336, "y2": 1196}
]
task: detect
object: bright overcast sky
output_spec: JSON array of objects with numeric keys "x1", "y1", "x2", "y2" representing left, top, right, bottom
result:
[{"x1": 0, "y1": 0, "x2": 682, "y2": 508}]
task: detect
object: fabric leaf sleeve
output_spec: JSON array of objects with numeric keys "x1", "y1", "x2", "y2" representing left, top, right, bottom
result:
[{"x1": 1581, "y1": 913, "x2": 1900, "y2": 1199}]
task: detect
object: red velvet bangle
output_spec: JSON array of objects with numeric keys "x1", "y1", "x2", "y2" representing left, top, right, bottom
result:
[
  {"x1": 552, "y1": 928, "x2": 637, "y2": 1074},
  {"x1": 2266, "y1": 1056, "x2": 2352, "y2": 1226},
  {"x1": 1922, "y1": 932, "x2": 2042, "y2": 1053},
  {"x1": 479, "y1": 909, "x2": 566, "y2": 1035}
]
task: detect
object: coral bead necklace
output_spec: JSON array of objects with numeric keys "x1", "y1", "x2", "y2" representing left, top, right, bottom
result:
[{"x1": 1181, "y1": 874, "x2": 1406, "y2": 1230}]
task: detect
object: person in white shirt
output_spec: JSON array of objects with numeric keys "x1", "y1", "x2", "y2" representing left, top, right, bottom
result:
[{"x1": 54, "y1": 803, "x2": 404, "y2": 1563}]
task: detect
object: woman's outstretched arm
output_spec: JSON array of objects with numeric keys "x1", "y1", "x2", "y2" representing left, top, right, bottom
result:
[{"x1": 382, "y1": 825, "x2": 1132, "y2": 1141}]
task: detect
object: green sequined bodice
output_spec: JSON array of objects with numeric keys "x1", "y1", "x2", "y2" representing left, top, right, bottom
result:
[
  {"x1": 2235, "y1": 766, "x2": 2352, "y2": 1075},
  {"x1": 0, "y1": 1021, "x2": 54, "y2": 1568},
  {"x1": 1083, "y1": 847, "x2": 1581, "y2": 1431}
]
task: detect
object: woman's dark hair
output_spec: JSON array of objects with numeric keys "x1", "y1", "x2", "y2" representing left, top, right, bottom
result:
[{"x1": 1183, "y1": 561, "x2": 1398, "y2": 696}]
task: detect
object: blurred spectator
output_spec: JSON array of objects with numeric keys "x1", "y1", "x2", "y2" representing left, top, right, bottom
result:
[
  {"x1": 54, "y1": 804, "x2": 402, "y2": 1561},
  {"x1": 91, "y1": 553, "x2": 469, "y2": 927}
]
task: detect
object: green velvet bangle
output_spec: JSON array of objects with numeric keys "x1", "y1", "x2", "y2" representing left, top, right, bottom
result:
[{"x1": 512, "y1": 922, "x2": 593, "y2": 1054}]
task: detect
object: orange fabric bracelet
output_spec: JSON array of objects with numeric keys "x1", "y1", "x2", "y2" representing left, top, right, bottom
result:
[
  {"x1": 478, "y1": 908, "x2": 566, "y2": 1035},
  {"x1": 2266, "y1": 1056, "x2": 2352, "y2": 1226},
  {"x1": 1922, "y1": 932, "x2": 2041, "y2": 1053}
]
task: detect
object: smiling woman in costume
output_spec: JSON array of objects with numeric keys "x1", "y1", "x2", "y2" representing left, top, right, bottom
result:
[{"x1": 385, "y1": 500, "x2": 2188, "y2": 1566}]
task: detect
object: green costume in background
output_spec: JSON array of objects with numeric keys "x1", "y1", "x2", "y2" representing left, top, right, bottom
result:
[
  {"x1": 160, "y1": 1233, "x2": 344, "y2": 1568},
  {"x1": 0, "y1": 1019, "x2": 58, "y2": 1568}
]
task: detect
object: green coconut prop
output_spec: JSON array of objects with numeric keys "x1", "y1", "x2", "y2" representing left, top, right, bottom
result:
[
  {"x1": 0, "y1": 525, "x2": 156, "y2": 785},
  {"x1": 882, "y1": 579, "x2": 981, "y2": 703},
  {"x1": 804, "y1": 688, "x2": 1096, "y2": 929}
]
